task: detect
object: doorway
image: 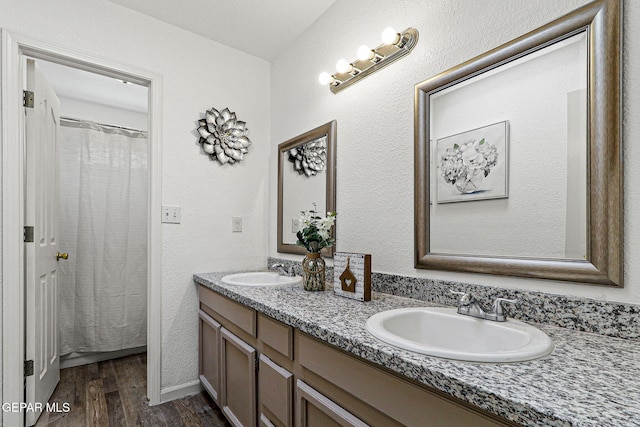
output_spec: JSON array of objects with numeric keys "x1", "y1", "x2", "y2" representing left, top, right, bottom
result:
[
  {"x1": 1, "y1": 30, "x2": 163, "y2": 427},
  {"x1": 36, "y1": 60, "x2": 149, "y2": 376}
]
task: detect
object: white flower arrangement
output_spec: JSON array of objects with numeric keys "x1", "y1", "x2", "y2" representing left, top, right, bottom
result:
[
  {"x1": 440, "y1": 138, "x2": 498, "y2": 187},
  {"x1": 296, "y1": 204, "x2": 337, "y2": 253}
]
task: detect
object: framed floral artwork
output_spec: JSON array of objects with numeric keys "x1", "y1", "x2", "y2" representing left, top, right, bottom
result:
[{"x1": 435, "y1": 121, "x2": 509, "y2": 203}]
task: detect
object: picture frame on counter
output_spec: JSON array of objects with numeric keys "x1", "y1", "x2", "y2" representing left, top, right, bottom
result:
[{"x1": 333, "y1": 252, "x2": 371, "y2": 301}]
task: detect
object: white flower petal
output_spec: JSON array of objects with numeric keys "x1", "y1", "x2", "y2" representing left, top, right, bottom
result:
[
  {"x1": 217, "y1": 153, "x2": 229, "y2": 164},
  {"x1": 231, "y1": 149, "x2": 243, "y2": 161},
  {"x1": 237, "y1": 136, "x2": 251, "y2": 147},
  {"x1": 198, "y1": 127, "x2": 211, "y2": 138}
]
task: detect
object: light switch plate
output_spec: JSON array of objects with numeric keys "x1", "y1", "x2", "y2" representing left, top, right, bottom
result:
[
  {"x1": 232, "y1": 216, "x2": 242, "y2": 232},
  {"x1": 162, "y1": 206, "x2": 181, "y2": 224}
]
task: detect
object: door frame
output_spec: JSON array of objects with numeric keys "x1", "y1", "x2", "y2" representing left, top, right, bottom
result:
[{"x1": 1, "y1": 29, "x2": 163, "y2": 426}]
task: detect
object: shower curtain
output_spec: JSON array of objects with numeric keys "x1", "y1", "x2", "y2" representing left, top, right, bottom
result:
[{"x1": 58, "y1": 118, "x2": 148, "y2": 355}]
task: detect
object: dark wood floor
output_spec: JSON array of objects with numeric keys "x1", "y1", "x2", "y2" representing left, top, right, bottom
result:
[{"x1": 35, "y1": 353, "x2": 231, "y2": 427}]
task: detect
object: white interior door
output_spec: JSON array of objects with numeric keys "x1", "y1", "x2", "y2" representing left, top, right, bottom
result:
[{"x1": 25, "y1": 58, "x2": 62, "y2": 426}]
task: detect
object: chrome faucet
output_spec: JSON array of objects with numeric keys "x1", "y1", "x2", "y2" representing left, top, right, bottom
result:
[
  {"x1": 270, "y1": 263, "x2": 296, "y2": 277},
  {"x1": 450, "y1": 290, "x2": 517, "y2": 322}
]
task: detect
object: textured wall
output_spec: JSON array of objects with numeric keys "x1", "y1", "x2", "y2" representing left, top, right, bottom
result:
[
  {"x1": 0, "y1": 0, "x2": 270, "y2": 401},
  {"x1": 270, "y1": 0, "x2": 640, "y2": 304}
]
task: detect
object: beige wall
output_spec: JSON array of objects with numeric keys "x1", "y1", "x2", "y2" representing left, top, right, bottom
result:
[
  {"x1": 269, "y1": 0, "x2": 640, "y2": 304},
  {"x1": 0, "y1": 0, "x2": 271, "y2": 405}
]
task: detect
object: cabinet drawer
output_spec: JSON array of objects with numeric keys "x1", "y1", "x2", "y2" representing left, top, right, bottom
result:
[
  {"x1": 200, "y1": 285, "x2": 256, "y2": 337},
  {"x1": 258, "y1": 313, "x2": 293, "y2": 359},
  {"x1": 296, "y1": 380, "x2": 368, "y2": 427},
  {"x1": 297, "y1": 333, "x2": 509, "y2": 427},
  {"x1": 259, "y1": 354, "x2": 293, "y2": 427}
]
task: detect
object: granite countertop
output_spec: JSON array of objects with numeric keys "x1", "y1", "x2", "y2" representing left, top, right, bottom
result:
[{"x1": 194, "y1": 271, "x2": 640, "y2": 427}]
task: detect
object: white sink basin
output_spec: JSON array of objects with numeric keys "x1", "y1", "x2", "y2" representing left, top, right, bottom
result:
[
  {"x1": 221, "y1": 272, "x2": 302, "y2": 287},
  {"x1": 366, "y1": 307, "x2": 553, "y2": 362}
]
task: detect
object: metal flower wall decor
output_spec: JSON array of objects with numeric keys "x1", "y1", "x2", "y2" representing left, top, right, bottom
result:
[
  {"x1": 287, "y1": 136, "x2": 327, "y2": 177},
  {"x1": 197, "y1": 107, "x2": 252, "y2": 165}
]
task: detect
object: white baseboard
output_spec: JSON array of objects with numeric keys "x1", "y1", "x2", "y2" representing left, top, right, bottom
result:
[{"x1": 159, "y1": 380, "x2": 202, "y2": 404}]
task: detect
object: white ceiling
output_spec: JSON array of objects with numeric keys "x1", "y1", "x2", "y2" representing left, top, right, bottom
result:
[
  {"x1": 37, "y1": 59, "x2": 149, "y2": 113},
  {"x1": 36, "y1": 1, "x2": 336, "y2": 114},
  {"x1": 107, "y1": 0, "x2": 337, "y2": 61}
]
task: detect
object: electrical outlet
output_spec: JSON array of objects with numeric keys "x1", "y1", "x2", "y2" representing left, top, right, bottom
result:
[
  {"x1": 162, "y1": 206, "x2": 181, "y2": 224},
  {"x1": 292, "y1": 218, "x2": 301, "y2": 233},
  {"x1": 232, "y1": 216, "x2": 242, "y2": 232}
]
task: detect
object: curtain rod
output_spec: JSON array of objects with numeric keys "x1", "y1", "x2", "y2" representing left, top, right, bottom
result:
[{"x1": 60, "y1": 116, "x2": 148, "y2": 136}]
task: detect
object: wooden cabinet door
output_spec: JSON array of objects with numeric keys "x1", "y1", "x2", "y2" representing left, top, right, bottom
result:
[
  {"x1": 221, "y1": 327, "x2": 257, "y2": 427},
  {"x1": 296, "y1": 380, "x2": 368, "y2": 427},
  {"x1": 259, "y1": 354, "x2": 293, "y2": 427},
  {"x1": 199, "y1": 309, "x2": 222, "y2": 403}
]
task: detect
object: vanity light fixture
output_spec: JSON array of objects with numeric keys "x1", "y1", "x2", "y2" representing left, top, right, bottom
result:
[{"x1": 319, "y1": 27, "x2": 419, "y2": 94}]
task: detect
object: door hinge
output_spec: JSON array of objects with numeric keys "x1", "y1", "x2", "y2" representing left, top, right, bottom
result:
[
  {"x1": 24, "y1": 360, "x2": 34, "y2": 377},
  {"x1": 24, "y1": 226, "x2": 34, "y2": 243},
  {"x1": 23, "y1": 90, "x2": 34, "y2": 108}
]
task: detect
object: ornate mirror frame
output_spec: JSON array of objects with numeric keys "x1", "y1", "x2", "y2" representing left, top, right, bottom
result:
[
  {"x1": 277, "y1": 121, "x2": 337, "y2": 257},
  {"x1": 414, "y1": 0, "x2": 622, "y2": 286}
]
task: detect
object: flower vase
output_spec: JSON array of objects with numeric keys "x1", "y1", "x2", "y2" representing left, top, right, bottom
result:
[
  {"x1": 455, "y1": 173, "x2": 484, "y2": 194},
  {"x1": 302, "y1": 252, "x2": 325, "y2": 291}
]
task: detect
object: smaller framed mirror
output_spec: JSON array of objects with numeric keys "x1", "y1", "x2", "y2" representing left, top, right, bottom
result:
[{"x1": 277, "y1": 121, "x2": 337, "y2": 257}]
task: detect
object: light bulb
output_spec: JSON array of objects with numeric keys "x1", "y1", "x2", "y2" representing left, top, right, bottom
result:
[
  {"x1": 356, "y1": 45, "x2": 374, "y2": 61},
  {"x1": 381, "y1": 27, "x2": 400, "y2": 45},
  {"x1": 318, "y1": 72, "x2": 334, "y2": 85},
  {"x1": 336, "y1": 59, "x2": 353, "y2": 74}
]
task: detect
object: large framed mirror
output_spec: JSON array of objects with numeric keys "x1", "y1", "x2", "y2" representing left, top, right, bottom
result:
[
  {"x1": 414, "y1": 0, "x2": 622, "y2": 286},
  {"x1": 278, "y1": 121, "x2": 337, "y2": 257}
]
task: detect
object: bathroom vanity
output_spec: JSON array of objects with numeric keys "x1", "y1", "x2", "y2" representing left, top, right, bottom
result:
[
  {"x1": 197, "y1": 281, "x2": 510, "y2": 427},
  {"x1": 194, "y1": 271, "x2": 640, "y2": 427}
]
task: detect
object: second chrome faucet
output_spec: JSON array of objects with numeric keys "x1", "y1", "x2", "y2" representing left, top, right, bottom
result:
[{"x1": 450, "y1": 290, "x2": 517, "y2": 322}]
